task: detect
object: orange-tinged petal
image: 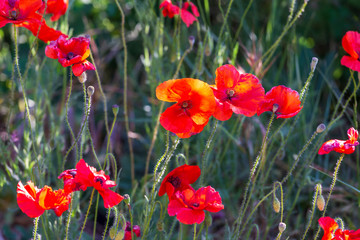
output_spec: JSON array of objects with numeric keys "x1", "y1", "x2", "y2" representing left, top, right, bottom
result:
[
  {"x1": 215, "y1": 64, "x2": 239, "y2": 90},
  {"x1": 213, "y1": 100, "x2": 233, "y2": 121},
  {"x1": 319, "y1": 217, "x2": 338, "y2": 240},
  {"x1": 17, "y1": 181, "x2": 45, "y2": 218},
  {"x1": 156, "y1": 79, "x2": 192, "y2": 102},
  {"x1": 160, "y1": 103, "x2": 193, "y2": 133}
]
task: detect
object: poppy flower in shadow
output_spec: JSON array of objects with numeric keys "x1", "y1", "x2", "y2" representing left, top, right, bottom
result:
[
  {"x1": 58, "y1": 159, "x2": 124, "y2": 208},
  {"x1": 39, "y1": 0, "x2": 68, "y2": 21},
  {"x1": 124, "y1": 221, "x2": 141, "y2": 240},
  {"x1": 257, "y1": 85, "x2": 303, "y2": 118},
  {"x1": 210, "y1": 64, "x2": 265, "y2": 121},
  {"x1": 0, "y1": 0, "x2": 65, "y2": 42},
  {"x1": 159, "y1": 0, "x2": 199, "y2": 27},
  {"x1": 17, "y1": 181, "x2": 71, "y2": 218},
  {"x1": 167, "y1": 186, "x2": 224, "y2": 225},
  {"x1": 340, "y1": 31, "x2": 360, "y2": 72},
  {"x1": 45, "y1": 35, "x2": 95, "y2": 77},
  {"x1": 156, "y1": 78, "x2": 216, "y2": 138},
  {"x1": 318, "y1": 127, "x2": 359, "y2": 155},
  {"x1": 159, "y1": 164, "x2": 201, "y2": 199}
]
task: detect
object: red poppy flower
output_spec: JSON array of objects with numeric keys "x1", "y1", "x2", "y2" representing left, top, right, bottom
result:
[
  {"x1": 159, "y1": 0, "x2": 199, "y2": 27},
  {"x1": 17, "y1": 181, "x2": 71, "y2": 218},
  {"x1": 0, "y1": 0, "x2": 65, "y2": 42},
  {"x1": 319, "y1": 217, "x2": 339, "y2": 240},
  {"x1": 318, "y1": 127, "x2": 359, "y2": 155},
  {"x1": 39, "y1": 0, "x2": 69, "y2": 21},
  {"x1": 167, "y1": 186, "x2": 224, "y2": 225},
  {"x1": 156, "y1": 78, "x2": 216, "y2": 138},
  {"x1": 124, "y1": 221, "x2": 141, "y2": 240},
  {"x1": 257, "y1": 85, "x2": 303, "y2": 118},
  {"x1": 210, "y1": 64, "x2": 265, "y2": 121},
  {"x1": 58, "y1": 159, "x2": 124, "y2": 208},
  {"x1": 45, "y1": 35, "x2": 95, "y2": 77},
  {"x1": 334, "y1": 229, "x2": 360, "y2": 240},
  {"x1": 159, "y1": 164, "x2": 201, "y2": 199},
  {"x1": 340, "y1": 31, "x2": 360, "y2": 72}
]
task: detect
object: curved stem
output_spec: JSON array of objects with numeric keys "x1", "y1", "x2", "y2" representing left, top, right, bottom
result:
[
  {"x1": 301, "y1": 184, "x2": 321, "y2": 240},
  {"x1": 79, "y1": 188, "x2": 95, "y2": 240},
  {"x1": 313, "y1": 154, "x2": 345, "y2": 240},
  {"x1": 103, "y1": 109, "x2": 117, "y2": 170},
  {"x1": 200, "y1": 120, "x2": 218, "y2": 186}
]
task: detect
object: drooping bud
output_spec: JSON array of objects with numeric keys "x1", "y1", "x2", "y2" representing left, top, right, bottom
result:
[
  {"x1": 87, "y1": 86, "x2": 95, "y2": 96},
  {"x1": 112, "y1": 104, "x2": 119, "y2": 116},
  {"x1": 115, "y1": 230, "x2": 125, "y2": 240},
  {"x1": 205, "y1": 211, "x2": 212, "y2": 227},
  {"x1": 273, "y1": 196, "x2": 281, "y2": 213},
  {"x1": 157, "y1": 220, "x2": 164, "y2": 231},
  {"x1": 316, "y1": 123, "x2": 326, "y2": 133},
  {"x1": 311, "y1": 57, "x2": 318, "y2": 72},
  {"x1": 123, "y1": 194, "x2": 130, "y2": 205},
  {"x1": 78, "y1": 72, "x2": 87, "y2": 83},
  {"x1": 109, "y1": 226, "x2": 116, "y2": 239},
  {"x1": 278, "y1": 222, "x2": 286, "y2": 233},
  {"x1": 188, "y1": 36, "x2": 195, "y2": 47},
  {"x1": 317, "y1": 194, "x2": 325, "y2": 211},
  {"x1": 272, "y1": 103, "x2": 279, "y2": 113}
]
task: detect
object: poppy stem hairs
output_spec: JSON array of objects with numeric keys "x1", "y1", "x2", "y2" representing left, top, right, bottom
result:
[
  {"x1": 33, "y1": 217, "x2": 39, "y2": 240},
  {"x1": 78, "y1": 188, "x2": 95, "y2": 240}
]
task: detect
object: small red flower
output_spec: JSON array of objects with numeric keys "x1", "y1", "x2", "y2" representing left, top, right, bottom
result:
[
  {"x1": 39, "y1": 0, "x2": 69, "y2": 21},
  {"x1": 0, "y1": 0, "x2": 65, "y2": 42},
  {"x1": 319, "y1": 217, "x2": 339, "y2": 240},
  {"x1": 318, "y1": 127, "x2": 359, "y2": 155},
  {"x1": 319, "y1": 217, "x2": 360, "y2": 240},
  {"x1": 58, "y1": 159, "x2": 124, "y2": 208},
  {"x1": 156, "y1": 78, "x2": 216, "y2": 138},
  {"x1": 124, "y1": 221, "x2": 141, "y2": 240},
  {"x1": 159, "y1": 0, "x2": 199, "y2": 27},
  {"x1": 45, "y1": 35, "x2": 95, "y2": 77},
  {"x1": 167, "y1": 186, "x2": 224, "y2": 225},
  {"x1": 17, "y1": 181, "x2": 71, "y2": 218},
  {"x1": 159, "y1": 164, "x2": 201, "y2": 199},
  {"x1": 340, "y1": 31, "x2": 360, "y2": 72},
  {"x1": 210, "y1": 64, "x2": 265, "y2": 121},
  {"x1": 257, "y1": 85, "x2": 303, "y2": 118}
]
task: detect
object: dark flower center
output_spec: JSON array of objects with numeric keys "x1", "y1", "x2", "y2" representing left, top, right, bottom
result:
[
  {"x1": 192, "y1": 202, "x2": 199, "y2": 207},
  {"x1": 66, "y1": 52, "x2": 75, "y2": 60},
  {"x1": 167, "y1": 176, "x2": 181, "y2": 188},
  {"x1": 180, "y1": 100, "x2": 192, "y2": 109},
  {"x1": 95, "y1": 177, "x2": 104, "y2": 185},
  {"x1": 226, "y1": 89, "x2": 235, "y2": 99},
  {"x1": 9, "y1": 10, "x2": 18, "y2": 19},
  {"x1": 68, "y1": 170, "x2": 77, "y2": 177},
  {"x1": 8, "y1": 0, "x2": 17, "y2": 8}
]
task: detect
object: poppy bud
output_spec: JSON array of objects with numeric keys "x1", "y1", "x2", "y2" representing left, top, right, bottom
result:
[
  {"x1": 278, "y1": 222, "x2": 286, "y2": 233},
  {"x1": 273, "y1": 197, "x2": 280, "y2": 213},
  {"x1": 115, "y1": 230, "x2": 125, "y2": 240},
  {"x1": 109, "y1": 226, "x2": 116, "y2": 239},
  {"x1": 205, "y1": 211, "x2": 212, "y2": 227},
  {"x1": 78, "y1": 72, "x2": 87, "y2": 83},
  {"x1": 87, "y1": 86, "x2": 95, "y2": 96},
  {"x1": 311, "y1": 57, "x2": 318, "y2": 72},
  {"x1": 112, "y1": 104, "x2": 119, "y2": 116},
  {"x1": 272, "y1": 103, "x2": 279, "y2": 113},
  {"x1": 316, "y1": 123, "x2": 326, "y2": 133},
  {"x1": 188, "y1": 36, "x2": 195, "y2": 47},
  {"x1": 157, "y1": 220, "x2": 164, "y2": 231},
  {"x1": 317, "y1": 195, "x2": 325, "y2": 211},
  {"x1": 123, "y1": 194, "x2": 130, "y2": 205}
]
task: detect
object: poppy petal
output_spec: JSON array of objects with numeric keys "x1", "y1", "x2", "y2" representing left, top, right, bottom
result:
[
  {"x1": 160, "y1": 103, "x2": 193, "y2": 133},
  {"x1": 17, "y1": 181, "x2": 45, "y2": 218},
  {"x1": 340, "y1": 56, "x2": 360, "y2": 72}
]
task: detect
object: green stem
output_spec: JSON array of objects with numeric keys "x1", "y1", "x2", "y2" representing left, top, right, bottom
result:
[
  {"x1": 102, "y1": 208, "x2": 112, "y2": 240},
  {"x1": 313, "y1": 154, "x2": 345, "y2": 240},
  {"x1": 33, "y1": 217, "x2": 39, "y2": 240},
  {"x1": 200, "y1": 120, "x2": 218, "y2": 186},
  {"x1": 193, "y1": 223, "x2": 197, "y2": 240},
  {"x1": 65, "y1": 194, "x2": 73, "y2": 240},
  {"x1": 103, "y1": 108, "x2": 117, "y2": 169},
  {"x1": 79, "y1": 188, "x2": 95, "y2": 240},
  {"x1": 128, "y1": 203, "x2": 134, "y2": 240},
  {"x1": 93, "y1": 193, "x2": 100, "y2": 240},
  {"x1": 232, "y1": 0, "x2": 254, "y2": 47},
  {"x1": 301, "y1": 184, "x2": 321, "y2": 240}
]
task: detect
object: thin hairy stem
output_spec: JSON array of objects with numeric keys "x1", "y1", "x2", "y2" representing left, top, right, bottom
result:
[
  {"x1": 79, "y1": 188, "x2": 95, "y2": 240},
  {"x1": 193, "y1": 224, "x2": 197, "y2": 240},
  {"x1": 33, "y1": 217, "x2": 39, "y2": 240},
  {"x1": 200, "y1": 120, "x2": 218, "y2": 186},
  {"x1": 102, "y1": 208, "x2": 112, "y2": 240},
  {"x1": 65, "y1": 194, "x2": 73, "y2": 240},
  {"x1": 302, "y1": 184, "x2": 321, "y2": 240}
]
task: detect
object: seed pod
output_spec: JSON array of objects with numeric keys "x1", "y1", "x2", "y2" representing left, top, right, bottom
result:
[
  {"x1": 278, "y1": 222, "x2": 286, "y2": 233},
  {"x1": 78, "y1": 72, "x2": 87, "y2": 83},
  {"x1": 87, "y1": 86, "x2": 95, "y2": 96}
]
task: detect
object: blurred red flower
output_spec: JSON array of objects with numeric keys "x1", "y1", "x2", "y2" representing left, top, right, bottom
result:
[
  {"x1": 45, "y1": 35, "x2": 95, "y2": 77},
  {"x1": 167, "y1": 186, "x2": 224, "y2": 225},
  {"x1": 58, "y1": 159, "x2": 124, "y2": 208},
  {"x1": 257, "y1": 85, "x2": 303, "y2": 118},
  {"x1": 17, "y1": 181, "x2": 71, "y2": 218},
  {"x1": 39, "y1": 0, "x2": 68, "y2": 21},
  {"x1": 210, "y1": 64, "x2": 265, "y2": 121},
  {"x1": 159, "y1": 164, "x2": 201, "y2": 199},
  {"x1": 340, "y1": 31, "x2": 360, "y2": 72},
  {"x1": 159, "y1": 0, "x2": 199, "y2": 27},
  {"x1": 0, "y1": 0, "x2": 65, "y2": 42},
  {"x1": 319, "y1": 217, "x2": 360, "y2": 240},
  {"x1": 124, "y1": 221, "x2": 141, "y2": 240},
  {"x1": 318, "y1": 127, "x2": 359, "y2": 155},
  {"x1": 156, "y1": 78, "x2": 216, "y2": 138}
]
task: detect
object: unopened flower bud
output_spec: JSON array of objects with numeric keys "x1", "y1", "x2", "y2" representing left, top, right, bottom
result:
[
  {"x1": 272, "y1": 103, "x2": 279, "y2": 113},
  {"x1": 316, "y1": 123, "x2": 326, "y2": 133},
  {"x1": 273, "y1": 197, "x2": 280, "y2": 213},
  {"x1": 278, "y1": 222, "x2": 286, "y2": 233},
  {"x1": 112, "y1": 104, "x2": 119, "y2": 116},
  {"x1": 188, "y1": 36, "x2": 195, "y2": 47},
  {"x1": 157, "y1": 220, "x2": 164, "y2": 231},
  {"x1": 87, "y1": 86, "x2": 95, "y2": 96},
  {"x1": 109, "y1": 226, "x2": 116, "y2": 239},
  {"x1": 115, "y1": 230, "x2": 125, "y2": 240},
  {"x1": 123, "y1": 194, "x2": 130, "y2": 205},
  {"x1": 78, "y1": 72, "x2": 87, "y2": 83},
  {"x1": 317, "y1": 195, "x2": 325, "y2": 211},
  {"x1": 205, "y1": 211, "x2": 212, "y2": 227},
  {"x1": 311, "y1": 57, "x2": 318, "y2": 72}
]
